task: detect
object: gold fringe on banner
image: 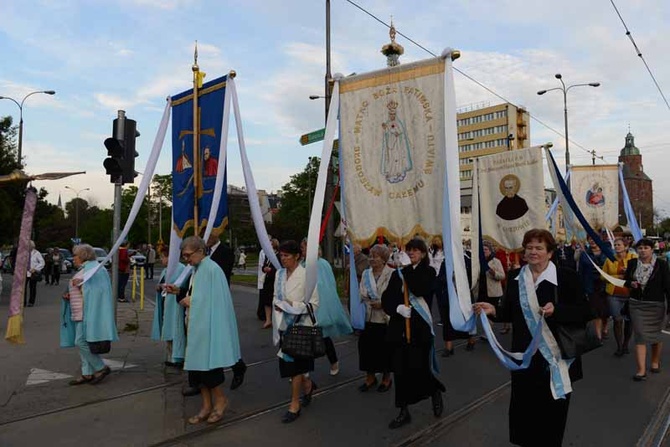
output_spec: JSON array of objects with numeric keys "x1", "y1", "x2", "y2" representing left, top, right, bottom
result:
[{"x1": 5, "y1": 314, "x2": 25, "y2": 344}]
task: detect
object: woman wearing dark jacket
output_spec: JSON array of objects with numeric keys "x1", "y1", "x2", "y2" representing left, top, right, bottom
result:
[
  {"x1": 382, "y1": 238, "x2": 445, "y2": 429},
  {"x1": 476, "y1": 229, "x2": 592, "y2": 447},
  {"x1": 623, "y1": 238, "x2": 670, "y2": 381}
]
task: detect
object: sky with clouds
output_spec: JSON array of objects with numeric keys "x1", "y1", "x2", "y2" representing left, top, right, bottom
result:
[{"x1": 1, "y1": 0, "x2": 669, "y2": 215}]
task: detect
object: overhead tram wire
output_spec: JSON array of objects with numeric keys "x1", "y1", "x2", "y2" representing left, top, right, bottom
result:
[
  {"x1": 343, "y1": 0, "x2": 609, "y2": 163},
  {"x1": 609, "y1": 0, "x2": 670, "y2": 112}
]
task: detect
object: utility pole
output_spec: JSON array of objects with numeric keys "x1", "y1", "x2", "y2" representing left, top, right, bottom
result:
[
  {"x1": 112, "y1": 110, "x2": 125, "y2": 320},
  {"x1": 323, "y1": 0, "x2": 335, "y2": 263}
]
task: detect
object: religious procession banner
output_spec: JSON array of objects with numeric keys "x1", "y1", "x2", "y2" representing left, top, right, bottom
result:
[
  {"x1": 171, "y1": 74, "x2": 229, "y2": 237},
  {"x1": 339, "y1": 57, "x2": 445, "y2": 245},
  {"x1": 570, "y1": 164, "x2": 619, "y2": 230},
  {"x1": 476, "y1": 146, "x2": 546, "y2": 251}
]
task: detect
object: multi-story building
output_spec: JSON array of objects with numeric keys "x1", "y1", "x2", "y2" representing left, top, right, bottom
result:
[
  {"x1": 618, "y1": 132, "x2": 653, "y2": 232},
  {"x1": 457, "y1": 102, "x2": 530, "y2": 181}
]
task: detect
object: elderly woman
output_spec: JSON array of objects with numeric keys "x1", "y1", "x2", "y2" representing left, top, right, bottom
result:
[
  {"x1": 603, "y1": 237, "x2": 636, "y2": 356},
  {"x1": 383, "y1": 238, "x2": 445, "y2": 429},
  {"x1": 475, "y1": 229, "x2": 592, "y2": 447},
  {"x1": 358, "y1": 244, "x2": 393, "y2": 393},
  {"x1": 151, "y1": 247, "x2": 186, "y2": 367},
  {"x1": 272, "y1": 240, "x2": 319, "y2": 424},
  {"x1": 624, "y1": 238, "x2": 670, "y2": 381},
  {"x1": 60, "y1": 244, "x2": 117, "y2": 385},
  {"x1": 165, "y1": 236, "x2": 241, "y2": 425}
]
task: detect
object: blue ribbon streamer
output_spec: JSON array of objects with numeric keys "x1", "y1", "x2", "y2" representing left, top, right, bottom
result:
[{"x1": 618, "y1": 165, "x2": 643, "y2": 241}]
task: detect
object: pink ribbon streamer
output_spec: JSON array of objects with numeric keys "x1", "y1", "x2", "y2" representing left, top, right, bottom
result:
[{"x1": 8, "y1": 187, "x2": 37, "y2": 317}]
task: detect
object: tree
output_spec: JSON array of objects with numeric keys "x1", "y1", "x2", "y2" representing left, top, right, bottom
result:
[
  {"x1": 269, "y1": 157, "x2": 319, "y2": 241},
  {"x1": 121, "y1": 185, "x2": 148, "y2": 247},
  {"x1": 0, "y1": 116, "x2": 24, "y2": 246}
]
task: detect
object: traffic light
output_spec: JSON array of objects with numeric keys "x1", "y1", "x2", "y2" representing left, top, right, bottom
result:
[
  {"x1": 122, "y1": 119, "x2": 140, "y2": 184},
  {"x1": 103, "y1": 118, "x2": 125, "y2": 184}
]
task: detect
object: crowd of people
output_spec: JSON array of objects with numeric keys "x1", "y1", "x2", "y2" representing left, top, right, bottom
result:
[{"x1": 6, "y1": 226, "x2": 667, "y2": 445}]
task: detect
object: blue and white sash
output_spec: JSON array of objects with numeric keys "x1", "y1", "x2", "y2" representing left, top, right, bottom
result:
[
  {"x1": 362, "y1": 269, "x2": 379, "y2": 301},
  {"x1": 478, "y1": 311, "x2": 544, "y2": 371},
  {"x1": 272, "y1": 269, "x2": 303, "y2": 362},
  {"x1": 397, "y1": 269, "x2": 440, "y2": 376},
  {"x1": 518, "y1": 265, "x2": 573, "y2": 400}
]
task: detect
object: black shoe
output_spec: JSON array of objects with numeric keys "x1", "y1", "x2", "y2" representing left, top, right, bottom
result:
[
  {"x1": 182, "y1": 386, "x2": 201, "y2": 397},
  {"x1": 432, "y1": 392, "x2": 444, "y2": 417},
  {"x1": 300, "y1": 381, "x2": 318, "y2": 407},
  {"x1": 281, "y1": 409, "x2": 301, "y2": 424},
  {"x1": 651, "y1": 364, "x2": 661, "y2": 374},
  {"x1": 614, "y1": 349, "x2": 625, "y2": 357},
  {"x1": 358, "y1": 379, "x2": 378, "y2": 393},
  {"x1": 441, "y1": 349, "x2": 454, "y2": 358},
  {"x1": 230, "y1": 361, "x2": 247, "y2": 390},
  {"x1": 465, "y1": 342, "x2": 475, "y2": 352},
  {"x1": 623, "y1": 346, "x2": 630, "y2": 355},
  {"x1": 26, "y1": 303, "x2": 34, "y2": 308},
  {"x1": 377, "y1": 380, "x2": 392, "y2": 393},
  {"x1": 164, "y1": 361, "x2": 184, "y2": 368},
  {"x1": 117, "y1": 298, "x2": 128, "y2": 303},
  {"x1": 633, "y1": 374, "x2": 647, "y2": 382},
  {"x1": 388, "y1": 407, "x2": 411, "y2": 429}
]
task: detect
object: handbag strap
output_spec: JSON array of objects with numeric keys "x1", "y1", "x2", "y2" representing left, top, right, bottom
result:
[{"x1": 292, "y1": 302, "x2": 317, "y2": 326}]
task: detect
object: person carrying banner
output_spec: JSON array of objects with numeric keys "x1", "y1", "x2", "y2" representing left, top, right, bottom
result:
[
  {"x1": 166, "y1": 236, "x2": 241, "y2": 425},
  {"x1": 475, "y1": 229, "x2": 592, "y2": 447},
  {"x1": 272, "y1": 240, "x2": 319, "y2": 424},
  {"x1": 357, "y1": 244, "x2": 393, "y2": 393},
  {"x1": 623, "y1": 238, "x2": 670, "y2": 381},
  {"x1": 603, "y1": 237, "x2": 636, "y2": 356},
  {"x1": 383, "y1": 238, "x2": 445, "y2": 429}
]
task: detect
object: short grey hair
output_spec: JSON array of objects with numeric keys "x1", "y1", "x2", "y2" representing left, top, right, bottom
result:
[
  {"x1": 181, "y1": 236, "x2": 206, "y2": 253},
  {"x1": 73, "y1": 244, "x2": 97, "y2": 262},
  {"x1": 370, "y1": 244, "x2": 390, "y2": 261}
]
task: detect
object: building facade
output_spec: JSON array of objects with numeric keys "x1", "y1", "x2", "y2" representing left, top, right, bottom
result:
[
  {"x1": 618, "y1": 132, "x2": 653, "y2": 231},
  {"x1": 457, "y1": 102, "x2": 530, "y2": 181}
]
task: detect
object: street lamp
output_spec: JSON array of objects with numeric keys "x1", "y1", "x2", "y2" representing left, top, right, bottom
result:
[
  {"x1": 537, "y1": 74, "x2": 599, "y2": 173},
  {"x1": 65, "y1": 186, "x2": 90, "y2": 240},
  {"x1": 0, "y1": 90, "x2": 56, "y2": 166}
]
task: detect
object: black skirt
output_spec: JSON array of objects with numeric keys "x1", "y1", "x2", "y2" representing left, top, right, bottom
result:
[
  {"x1": 390, "y1": 341, "x2": 445, "y2": 408},
  {"x1": 188, "y1": 368, "x2": 225, "y2": 389},
  {"x1": 358, "y1": 322, "x2": 390, "y2": 373},
  {"x1": 439, "y1": 299, "x2": 471, "y2": 342},
  {"x1": 509, "y1": 368, "x2": 571, "y2": 447},
  {"x1": 278, "y1": 357, "x2": 314, "y2": 378}
]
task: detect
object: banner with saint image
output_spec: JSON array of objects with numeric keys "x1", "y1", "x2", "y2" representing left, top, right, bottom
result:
[
  {"x1": 339, "y1": 57, "x2": 446, "y2": 245},
  {"x1": 570, "y1": 164, "x2": 619, "y2": 230},
  {"x1": 476, "y1": 146, "x2": 546, "y2": 251}
]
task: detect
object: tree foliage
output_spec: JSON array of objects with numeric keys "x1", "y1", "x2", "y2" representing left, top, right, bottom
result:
[{"x1": 0, "y1": 116, "x2": 24, "y2": 246}]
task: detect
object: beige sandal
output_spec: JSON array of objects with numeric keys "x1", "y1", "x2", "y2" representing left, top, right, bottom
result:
[{"x1": 188, "y1": 411, "x2": 211, "y2": 425}]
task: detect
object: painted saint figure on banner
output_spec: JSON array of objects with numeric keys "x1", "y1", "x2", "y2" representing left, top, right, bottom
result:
[
  {"x1": 585, "y1": 183, "x2": 605, "y2": 207},
  {"x1": 495, "y1": 174, "x2": 529, "y2": 221},
  {"x1": 176, "y1": 140, "x2": 192, "y2": 173},
  {"x1": 203, "y1": 146, "x2": 218, "y2": 177},
  {"x1": 380, "y1": 100, "x2": 413, "y2": 184}
]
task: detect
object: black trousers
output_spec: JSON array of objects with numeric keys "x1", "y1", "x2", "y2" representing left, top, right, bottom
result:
[
  {"x1": 146, "y1": 263, "x2": 154, "y2": 279},
  {"x1": 324, "y1": 337, "x2": 338, "y2": 365},
  {"x1": 51, "y1": 267, "x2": 61, "y2": 285},
  {"x1": 118, "y1": 272, "x2": 130, "y2": 300},
  {"x1": 24, "y1": 276, "x2": 38, "y2": 306}
]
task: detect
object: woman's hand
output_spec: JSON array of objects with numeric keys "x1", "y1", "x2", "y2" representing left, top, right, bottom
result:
[
  {"x1": 164, "y1": 284, "x2": 180, "y2": 294},
  {"x1": 473, "y1": 302, "x2": 496, "y2": 316},
  {"x1": 179, "y1": 296, "x2": 191, "y2": 308},
  {"x1": 72, "y1": 278, "x2": 83, "y2": 287},
  {"x1": 274, "y1": 305, "x2": 283, "y2": 313},
  {"x1": 62, "y1": 292, "x2": 70, "y2": 301},
  {"x1": 370, "y1": 301, "x2": 382, "y2": 310},
  {"x1": 263, "y1": 267, "x2": 271, "y2": 273},
  {"x1": 540, "y1": 302, "x2": 554, "y2": 317},
  {"x1": 630, "y1": 281, "x2": 640, "y2": 289}
]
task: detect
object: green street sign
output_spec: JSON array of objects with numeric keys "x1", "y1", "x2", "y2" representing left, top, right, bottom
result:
[{"x1": 300, "y1": 128, "x2": 326, "y2": 146}]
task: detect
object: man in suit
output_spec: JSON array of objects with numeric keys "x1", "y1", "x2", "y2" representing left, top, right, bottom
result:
[{"x1": 206, "y1": 233, "x2": 247, "y2": 390}]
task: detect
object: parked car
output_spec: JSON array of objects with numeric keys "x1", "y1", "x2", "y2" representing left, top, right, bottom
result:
[
  {"x1": 59, "y1": 248, "x2": 74, "y2": 273},
  {"x1": 93, "y1": 247, "x2": 111, "y2": 268},
  {"x1": 1, "y1": 256, "x2": 12, "y2": 274},
  {"x1": 128, "y1": 249, "x2": 146, "y2": 268}
]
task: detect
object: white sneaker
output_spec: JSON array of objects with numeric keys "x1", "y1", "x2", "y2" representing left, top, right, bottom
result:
[{"x1": 329, "y1": 362, "x2": 340, "y2": 376}]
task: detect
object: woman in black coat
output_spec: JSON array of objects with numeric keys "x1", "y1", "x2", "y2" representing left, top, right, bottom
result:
[
  {"x1": 623, "y1": 238, "x2": 670, "y2": 381},
  {"x1": 382, "y1": 238, "x2": 445, "y2": 429},
  {"x1": 475, "y1": 229, "x2": 592, "y2": 447}
]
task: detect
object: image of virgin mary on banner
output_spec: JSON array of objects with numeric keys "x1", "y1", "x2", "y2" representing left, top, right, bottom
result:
[
  {"x1": 477, "y1": 146, "x2": 546, "y2": 251},
  {"x1": 339, "y1": 57, "x2": 446, "y2": 245},
  {"x1": 570, "y1": 164, "x2": 619, "y2": 230},
  {"x1": 171, "y1": 75, "x2": 229, "y2": 237}
]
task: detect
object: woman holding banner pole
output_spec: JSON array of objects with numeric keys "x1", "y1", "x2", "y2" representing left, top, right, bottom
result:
[
  {"x1": 382, "y1": 238, "x2": 445, "y2": 429},
  {"x1": 475, "y1": 229, "x2": 591, "y2": 447},
  {"x1": 603, "y1": 237, "x2": 636, "y2": 357}
]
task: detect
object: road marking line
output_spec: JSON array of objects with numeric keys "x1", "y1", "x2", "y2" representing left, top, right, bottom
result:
[
  {"x1": 662, "y1": 330, "x2": 670, "y2": 336},
  {"x1": 103, "y1": 359, "x2": 138, "y2": 370},
  {"x1": 26, "y1": 368, "x2": 73, "y2": 386}
]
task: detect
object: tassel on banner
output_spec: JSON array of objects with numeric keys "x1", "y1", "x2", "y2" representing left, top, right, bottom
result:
[{"x1": 5, "y1": 314, "x2": 24, "y2": 344}]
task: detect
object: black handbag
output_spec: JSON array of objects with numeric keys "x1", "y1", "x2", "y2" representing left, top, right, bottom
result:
[
  {"x1": 552, "y1": 288, "x2": 602, "y2": 359},
  {"x1": 281, "y1": 304, "x2": 326, "y2": 360},
  {"x1": 88, "y1": 340, "x2": 111, "y2": 354},
  {"x1": 33, "y1": 270, "x2": 43, "y2": 282}
]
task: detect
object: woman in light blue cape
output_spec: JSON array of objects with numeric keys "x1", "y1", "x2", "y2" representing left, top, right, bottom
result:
[
  {"x1": 151, "y1": 248, "x2": 186, "y2": 365},
  {"x1": 301, "y1": 239, "x2": 353, "y2": 376},
  {"x1": 60, "y1": 244, "x2": 118, "y2": 385},
  {"x1": 167, "y1": 236, "x2": 241, "y2": 425}
]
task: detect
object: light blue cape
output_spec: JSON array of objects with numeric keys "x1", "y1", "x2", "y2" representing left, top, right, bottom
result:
[
  {"x1": 184, "y1": 257, "x2": 241, "y2": 371},
  {"x1": 313, "y1": 258, "x2": 353, "y2": 339},
  {"x1": 151, "y1": 263, "x2": 186, "y2": 362},
  {"x1": 60, "y1": 260, "x2": 119, "y2": 347}
]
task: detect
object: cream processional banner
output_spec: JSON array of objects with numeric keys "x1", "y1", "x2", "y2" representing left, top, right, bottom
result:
[
  {"x1": 477, "y1": 146, "x2": 546, "y2": 251},
  {"x1": 339, "y1": 58, "x2": 445, "y2": 245},
  {"x1": 570, "y1": 164, "x2": 619, "y2": 230}
]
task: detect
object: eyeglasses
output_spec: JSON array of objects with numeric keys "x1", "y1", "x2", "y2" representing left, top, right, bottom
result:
[{"x1": 181, "y1": 250, "x2": 198, "y2": 260}]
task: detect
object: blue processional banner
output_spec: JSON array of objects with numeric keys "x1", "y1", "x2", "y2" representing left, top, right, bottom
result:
[{"x1": 171, "y1": 75, "x2": 229, "y2": 237}]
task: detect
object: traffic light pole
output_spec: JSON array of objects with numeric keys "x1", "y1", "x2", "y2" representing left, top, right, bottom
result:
[
  {"x1": 323, "y1": 0, "x2": 335, "y2": 264},
  {"x1": 112, "y1": 110, "x2": 125, "y2": 322}
]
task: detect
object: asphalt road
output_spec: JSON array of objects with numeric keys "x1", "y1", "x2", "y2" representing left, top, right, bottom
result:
[{"x1": 0, "y1": 270, "x2": 669, "y2": 447}]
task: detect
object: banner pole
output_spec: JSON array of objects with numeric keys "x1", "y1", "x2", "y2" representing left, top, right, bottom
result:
[{"x1": 192, "y1": 43, "x2": 201, "y2": 234}]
